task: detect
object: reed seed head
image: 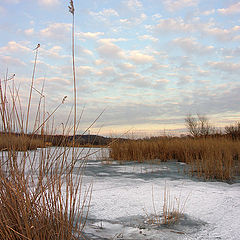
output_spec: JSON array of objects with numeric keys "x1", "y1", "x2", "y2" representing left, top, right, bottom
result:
[{"x1": 69, "y1": 0, "x2": 74, "y2": 15}]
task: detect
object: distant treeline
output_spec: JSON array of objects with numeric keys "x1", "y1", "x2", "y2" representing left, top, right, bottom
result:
[{"x1": 0, "y1": 131, "x2": 115, "y2": 148}]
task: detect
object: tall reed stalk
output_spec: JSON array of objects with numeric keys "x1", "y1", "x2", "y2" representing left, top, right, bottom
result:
[{"x1": 0, "y1": 1, "x2": 92, "y2": 239}]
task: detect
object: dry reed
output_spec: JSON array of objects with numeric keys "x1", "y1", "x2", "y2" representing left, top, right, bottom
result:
[
  {"x1": 0, "y1": 1, "x2": 92, "y2": 239},
  {"x1": 145, "y1": 183, "x2": 190, "y2": 226},
  {"x1": 110, "y1": 137, "x2": 240, "y2": 181}
]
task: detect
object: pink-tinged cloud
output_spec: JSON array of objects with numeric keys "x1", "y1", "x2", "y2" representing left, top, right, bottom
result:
[
  {"x1": 129, "y1": 50, "x2": 155, "y2": 64},
  {"x1": 218, "y1": 2, "x2": 240, "y2": 15},
  {"x1": 163, "y1": 0, "x2": 199, "y2": 12}
]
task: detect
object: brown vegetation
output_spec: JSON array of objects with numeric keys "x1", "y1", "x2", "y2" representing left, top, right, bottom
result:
[
  {"x1": 0, "y1": 1, "x2": 92, "y2": 239},
  {"x1": 110, "y1": 137, "x2": 240, "y2": 181}
]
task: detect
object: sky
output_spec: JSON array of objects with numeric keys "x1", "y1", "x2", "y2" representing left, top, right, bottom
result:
[{"x1": 0, "y1": 0, "x2": 240, "y2": 136}]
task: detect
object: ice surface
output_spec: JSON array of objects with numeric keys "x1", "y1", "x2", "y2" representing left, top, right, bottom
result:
[
  {"x1": 3, "y1": 147, "x2": 239, "y2": 239},
  {"x1": 80, "y1": 148, "x2": 240, "y2": 240}
]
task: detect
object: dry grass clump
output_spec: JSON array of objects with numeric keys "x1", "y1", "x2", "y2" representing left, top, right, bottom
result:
[
  {"x1": 0, "y1": 1, "x2": 92, "y2": 239},
  {"x1": 110, "y1": 137, "x2": 240, "y2": 181},
  {"x1": 0, "y1": 144, "x2": 92, "y2": 240},
  {"x1": 145, "y1": 184, "x2": 189, "y2": 226},
  {"x1": 0, "y1": 81, "x2": 91, "y2": 239}
]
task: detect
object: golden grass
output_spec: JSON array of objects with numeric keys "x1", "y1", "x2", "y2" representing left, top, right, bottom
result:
[
  {"x1": 110, "y1": 137, "x2": 240, "y2": 181},
  {"x1": 145, "y1": 183, "x2": 190, "y2": 226},
  {"x1": 0, "y1": 1, "x2": 93, "y2": 239},
  {"x1": 0, "y1": 134, "x2": 44, "y2": 151}
]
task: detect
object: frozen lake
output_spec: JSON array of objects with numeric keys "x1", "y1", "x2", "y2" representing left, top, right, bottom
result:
[
  {"x1": 78, "y1": 148, "x2": 240, "y2": 240},
  {"x1": 3, "y1": 147, "x2": 239, "y2": 239}
]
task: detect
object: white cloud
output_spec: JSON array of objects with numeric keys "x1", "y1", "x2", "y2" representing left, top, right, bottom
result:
[
  {"x1": 40, "y1": 23, "x2": 71, "y2": 41},
  {"x1": 0, "y1": 55, "x2": 26, "y2": 67},
  {"x1": 40, "y1": 45, "x2": 67, "y2": 59},
  {"x1": 97, "y1": 41, "x2": 125, "y2": 60},
  {"x1": 163, "y1": 0, "x2": 199, "y2": 12},
  {"x1": 154, "y1": 17, "x2": 239, "y2": 42},
  {"x1": 119, "y1": 13, "x2": 147, "y2": 26},
  {"x1": 152, "y1": 14, "x2": 162, "y2": 20},
  {"x1": 155, "y1": 18, "x2": 193, "y2": 33},
  {"x1": 172, "y1": 37, "x2": 214, "y2": 55},
  {"x1": 38, "y1": 0, "x2": 60, "y2": 7},
  {"x1": 120, "y1": 19, "x2": 129, "y2": 23},
  {"x1": 98, "y1": 38, "x2": 128, "y2": 44},
  {"x1": 148, "y1": 63, "x2": 169, "y2": 72},
  {"x1": 77, "y1": 32, "x2": 104, "y2": 40},
  {"x1": 208, "y1": 61, "x2": 240, "y2": 74},
  {"x1": 24, "y1": 28, "x2": 34, "y2": 36},
  {"x1": 202, "y1": 9, "x2": 215, "y2": 16},
  {"x1": 89, "y1": 8, "x2": 119, "y2": 19},
  {"x1": 0, "y1": 41, "x2": 31, "y2": 54},
  {"x1": 128, "y1": 50, "x2": 155, "y2": 64},
  {"x1": 155, "y1": 78, "x2": 170, "y2": 84},
  {"x1": 138, "y1": 35, "x2": 158, "y2": 42},
  {"x1": 77, "y1": 66, "x2": 96, "y2": 76},
  {"x1": 197, "y1": 68, "x2": 209, "y2": 76},
  {"x1": 218, "y1": 2, "x2": 240, "y2": 15},
  {"x1": 124, "y1": 0, "x2": 143, "y2": 10},
  {"x1": 97, "y1": 66, "x2": 116, "y2": 77},
  {"x1": 202, "y1": 24, "x2": 231, "y2": 42},
  {"x1": 117, "y1": 62, "x2": 135, "y2": 71},
  {"x1": 95, "y1": 59, "x2": 106, "y2": 65}
]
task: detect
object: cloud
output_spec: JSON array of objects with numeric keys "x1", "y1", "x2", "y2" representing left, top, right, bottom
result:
[
  {"x1": 119, "y1": 13, "x2": 147, "y2": 26},
  {"x1": 128, "y1": 50, "x2": 155, "y2": 64},
  {"x1": 0, "y1": 41, "x2": 31, "y2": 54},
  {"x1": 97, "y1": 41, "x2": 125, "y2": 59},
  {"x1": 38, "y1": 0, "x2": 60, "y2": 7},
  {"x1": 177, "y1": 75, "x2": 193, "y2": 85},
  {"x1": 163, "y1": 0, "x2": 199, "y2": 12},
  {"x1": 117, "y1": 63, "x2": 135, "y2": 71},
  {"x1": 24, "y1": 28, "x2": 34, "y2": 36},
  {"x1": 218, "y1": 2, "x2": 240, "y2": 15},
  {"x1": 89, "y1": 8, "x2": 119, "y2": 22},
  {"x1": 77, "y1": 32, "x2": 104, "y2": 40},
  {"x1": 98, "y1": 38, "x2": 128, "y2": 44},
  {"x1": 77, "y1": 66, "x2": 96, "y2": 76},
  {"x1": 153, "y1": 17, "x2": 239, "y2": 42},
  {"x1": 172, "y1": 37, "x2": 215, "y2": 55},
  {"x1": 154, "y1": 18, "x2": 193, "y2": 33},
  {"x1": 152, "y1": 14, "x2": 162, "y2": 20},
  {"x1": 138, "y1": 35, "x2": 158, "y2": 42},
  {"x1": 0, "y1": 55, "x2": 26, "y2": 67},
  {"x1": 40, "y1": 45, "x2": 70, "y2": 60},
  {"x1": 154, "y1": 78, "x2": 170, "y2": 88},
  {"x1": 202, "y1": 9, "x2": 215, "y2": 16},
  {"x1": 147, "y1": 63, "x2": 169, "y2": 73},
  {"x1": 201, "y1": 24, "x2": 232, "y2": 42},
  {"x1": 40, "y1": 23, "x2": 71, "y2": 41},
  {"x1": 124, "y1": 0, "x2": 143, "y2": 11},
  {"x1": 96, "y1": 66, "x2": 116, "y2": 78},
  {"x1": 208, "y1": 61, "x2": 240, "y2": 74}
]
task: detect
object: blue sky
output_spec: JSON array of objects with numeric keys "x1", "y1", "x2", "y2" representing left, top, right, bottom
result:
[{"x1": 0, "y1": 0, "x2": 240, "y2": 136}]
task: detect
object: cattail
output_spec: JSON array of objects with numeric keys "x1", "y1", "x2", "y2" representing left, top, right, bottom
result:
[{"x1": 68, "y1": 0, "x2": 74, "y2": 15}]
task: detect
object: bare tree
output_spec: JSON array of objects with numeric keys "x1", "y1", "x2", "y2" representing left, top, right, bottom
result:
[
  {"x1": 225, "y1": 122, "x2": 240, "y2": 140},
  {"x1": 185, "y1": 114, "x2": 213, "y2": 137}
]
